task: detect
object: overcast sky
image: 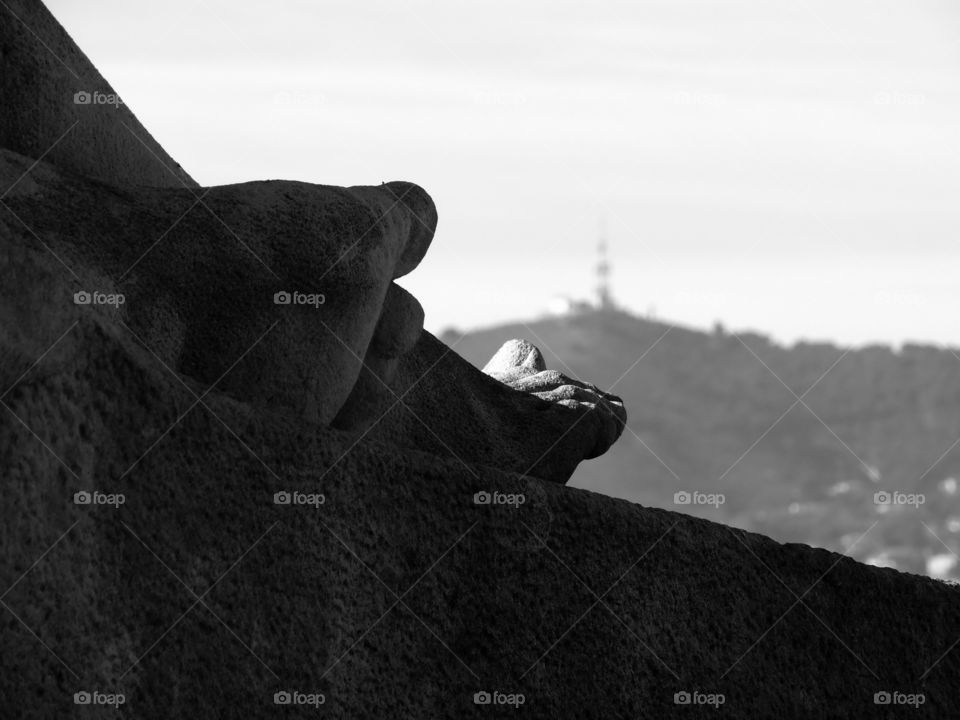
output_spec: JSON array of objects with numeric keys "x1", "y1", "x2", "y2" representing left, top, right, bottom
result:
[{"x1": 48, "y1": 0, "x2": 960, "y2": 347}]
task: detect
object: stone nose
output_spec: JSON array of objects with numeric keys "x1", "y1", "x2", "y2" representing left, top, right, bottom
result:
[{"x1": 380, "y1": 181, "x2": 438, "y2": 279}]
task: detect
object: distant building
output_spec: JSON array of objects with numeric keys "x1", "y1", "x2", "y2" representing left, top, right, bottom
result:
[
  {"x1": 545, "y1": 222, "x2": 620, "y2": 317},
  {"x1": 546, "y1": 296, "x2": 593, "y2": 316},
  {"x1": 595, "y1": 222, "x2": 617, "y2": 311},
  {"x1": 927, "y1": 553, "x2": 958, "y2": 579}
]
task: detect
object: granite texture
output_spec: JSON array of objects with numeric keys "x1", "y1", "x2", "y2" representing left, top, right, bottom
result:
[
  {"x1": 0, "y1": 148, "x2": 436, "y2": 427},
  {"x1": 1, "y1": 282, "x2": 958, "y2": 717},
  {"x1": 0, "y1": 0, "x2": 197, "y2": 189},
  {"x1": 2, "y1": 2, "x2": 959, "y2": 717}
]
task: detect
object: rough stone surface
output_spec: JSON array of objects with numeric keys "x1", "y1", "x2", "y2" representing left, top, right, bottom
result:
[
  {"x1": 483, "y1": 338, "x2": 547, "y2": 377},
  {"x1": 0, "y1": 148, "x2": 436, "y2": 427},
  {"x1": 0, "y1": 0, "x2": 197, "y2": 189},
  {"x1": 483, "y1": 338, "x2": 626, "y2": 460},
  {"x1": 0, "y1": 147, "x2": 623, "y2": 481},
  {"x1": 1, "y1": 301, "x2": 959, "y2": 717},
  {"x1": 0, "y1": 0, "x2": 625, "y2": 478},
  {"x1": 4, "y1": 4, "x2": 960, "y2": 717},
  {"x1": 331, "y1": 283, "x2": 423, "y2": 432},
  {"x1": 343, "y1": 331, "x2": 628, "y2": 483},
  {"x1": 370, "y1": 284, "x2": 425, "y2": 361}
]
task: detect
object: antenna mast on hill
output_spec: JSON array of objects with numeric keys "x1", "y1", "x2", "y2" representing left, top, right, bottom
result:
[{"x1": 596, "y1": 220, "x2": 614, "y2": 311}]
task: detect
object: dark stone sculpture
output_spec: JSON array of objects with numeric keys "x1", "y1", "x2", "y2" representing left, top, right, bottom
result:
[{"x1": 2, "y1": 2, "x2": 958, "y2": 718}]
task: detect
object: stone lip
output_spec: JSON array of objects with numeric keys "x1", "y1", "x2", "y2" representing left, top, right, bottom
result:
[
  {"x1": 1, "y1": 294, "x2": 958, "y2": 717},
  {"x1": 0, "y1": 0, "x2": 198, "y2": 189}
]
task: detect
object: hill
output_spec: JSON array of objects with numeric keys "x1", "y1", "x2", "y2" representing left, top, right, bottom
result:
[{"x1": 441, "y1": 309, "x2": 960, "y2": 579}]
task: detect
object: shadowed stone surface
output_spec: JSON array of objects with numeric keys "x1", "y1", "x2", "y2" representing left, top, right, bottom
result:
[
  {"x1": 0, "y1": 0, "x2": 624, "y2": 479},
  {"x1": 3, "y1": 3, "x2": 960, "y2": 717},
  {"x1": 0, "y1": 149, "x2": 619, "y2": 479},
  {"x1": 0, "y1": 0, "x2": 197, "y2": 189},
  {"x1": 352, "y1": 333, "x2": 629, "y2": 482},
  {"x1": 331, "y1": 283, "x2": 425, "y2": 432},
  {"x1": 484, "y1": 338, "x2": 626, "y2": 460},
  {"x1": 1, "y1": 292, "x2": 959, "y2": 717},
  {"x1": 0, "y1": 148, "x2": 436, "y2": 426}
]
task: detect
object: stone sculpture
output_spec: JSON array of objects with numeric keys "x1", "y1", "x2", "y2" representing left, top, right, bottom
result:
[
  {"x1": 2, "y1": 5, "x2": 959, "y2": 719},
  {"x1": 0, "y1": 0, "x2": 625, "y2": 482}
]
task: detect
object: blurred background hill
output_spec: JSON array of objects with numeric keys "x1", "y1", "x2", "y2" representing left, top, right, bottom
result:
[{"x1": 441, "y1": 307, "x2": 960, "y2": 582}]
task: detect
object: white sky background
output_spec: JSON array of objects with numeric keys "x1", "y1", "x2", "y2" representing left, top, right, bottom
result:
[{"x1": 48, "y1": 0, "x2": 960, "y2": 347}]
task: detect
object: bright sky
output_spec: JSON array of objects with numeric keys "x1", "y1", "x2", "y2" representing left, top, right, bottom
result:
[{"x1": 47, "y1": 0, "x2": 960, "y2": 347}]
